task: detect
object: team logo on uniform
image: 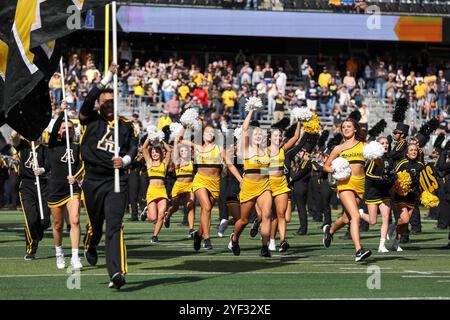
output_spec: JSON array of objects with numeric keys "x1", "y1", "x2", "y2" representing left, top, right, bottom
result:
[
  {"x1": 60, "y1": 149, "x2": 75, "y2": 164},
  {"x1": 24, "y1": 152, "x2": 34, "y2": 169},
  {"x1": 97, "y1": 126, "x2": 116, "y2": 154}
]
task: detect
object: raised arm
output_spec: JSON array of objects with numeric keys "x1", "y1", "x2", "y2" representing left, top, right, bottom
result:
[
  {"x1": 283, "y1": 121, "x2": 301, "y2": 151},
  {"x1": 48, "y1": 111, "x2": 64, "y2": 148},
  {"x1": 323, "y1": 146, "x2": 341, "y2": 174},
  {"x1": 162, "y1": 141, "x2": 172, "y2": 168},
  {"x1": 241, "y1": 109, "x2": 254, "y2": 152},
  {"x1": 142, "y1": 138, "x2": 152, "y2": 167}
]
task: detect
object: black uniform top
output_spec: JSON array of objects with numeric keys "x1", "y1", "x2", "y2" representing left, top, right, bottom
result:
[
  {"x1": 437, "y1": 150, "x2": 450, "y2": 177},
  {"x1": 289, "y1": 159, "x2": 312, "y2": 187},
  {"x1": 0, "y1": 159, "x2": 8, "y2": 178},
  {"x1": 395, "y1": 157, "x2": 424, "y2": 195},
  {"x1": 387, "y1": 138, "x2": 407, "y2": 162},
  {"x1": 79, "y1": 86, "x2": 138, "y2": 176},
  {"x1": 15, "y1": 140, "x2": 49, "y2": 181},
  {"x1": 48, "y1": 114, "x2": 83, "y2": 181},
  {"x1": 365, "y1": 155, "x2": 395, "y2": 187}
]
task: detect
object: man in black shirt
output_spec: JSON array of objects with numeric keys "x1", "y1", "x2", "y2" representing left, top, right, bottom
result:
[{"x1": 79, "y1": 63, "x2": 138, "y2": 289}]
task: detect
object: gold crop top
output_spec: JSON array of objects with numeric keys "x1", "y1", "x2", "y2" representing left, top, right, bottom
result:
[
  {"x1": 195, "y1": 145, "x2": 222, "y2": 168},
  {"x1": 176, "y1": 162, "x2": 194, "y2": 178},
  {"x1": 147, "y1": 162, "x2": 166, "y2": 179},
  {"x1": 340, "y1": 141, "x2": 365, "y2": 165},
  {"x1": 269, "y1": 148, "x2": 285, "y2": 171},
  {"x1": 244, "y1": 152, "x2": 270, "y2": 174}
]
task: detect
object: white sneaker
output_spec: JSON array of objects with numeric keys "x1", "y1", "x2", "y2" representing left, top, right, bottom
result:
[
  {"x1": 391, "y1": 240, "x2": 403, "y2": 252},
  {"x1": 378, "y1": 245, "x2": 389, "y2": 253},
  {"x1": 71, "y1": 256, "x2": 83, "y2": 270},
  {"x1": 358, "y1": 209, "x2": 365, "y2": 218},
  {"x1": 268, "y1": 239, "x2": 276, "y2": 251},
  {"x1": 218, "y1": 219, "x2": 228, "y2": 238},
  {"x1": 56, "y1": 254, "x2": 65, "y2": 269}
]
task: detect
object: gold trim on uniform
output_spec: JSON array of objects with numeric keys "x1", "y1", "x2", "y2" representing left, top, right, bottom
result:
[
  {"x1": 19, "y1": 192, "x2": 33, "y2": 254},
  {"x1": 47, "y1": 194, "x2": 81, "y2": 208}
]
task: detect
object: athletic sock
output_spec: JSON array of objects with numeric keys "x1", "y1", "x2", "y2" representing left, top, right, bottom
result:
[
  {"x1": 72, "y1": 249, "x2": 79, "y2": 258},
  {"x1": 379, "y1": 239, "x2": 386, "y2": 247},
  {"x1": 55, "y1": 246, "x2": 63, "y2": 256}
]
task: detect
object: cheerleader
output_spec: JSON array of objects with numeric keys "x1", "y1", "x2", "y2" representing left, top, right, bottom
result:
[
  {"x1": 164, "y1": 139, "x2": 195, "y2": 239},
  {"x1": 360, "y1": 137, "x2": 394, "y2": 253},
  {"x1": 228, "y1": 109, "x2": 272, "y2": 257},
  {"x1": 392, "y1": 143, "x2": 424, "y2": 252},
  {"x1": 322, "y1": 118, "x2": 372, "y2": 262},
  {"x1": 267, "y1": 121, "x2": 301, "y2": 252},
  {"x1": 47, "y1": 102, "x2": 83, "y2": 270},
  {"x1": 142, "y1": 138, "x2": 171, "y2": 243},
  {"x1": 179, "y1": 125, "x2": 241, "y2": 250}
]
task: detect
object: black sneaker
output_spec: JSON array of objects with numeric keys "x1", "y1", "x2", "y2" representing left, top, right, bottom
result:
[
  {"x1": 260, "y1": 245, "x2": 271, "y2": 257},
  {"x1": 193, "y1": 231, "x2": 202, "y2": 251},
  {"x1": 228, "y1": 233, "x2": 240, "y2": 256},
  {"x1": 250, "y1": 219, "x2": 261, "y2": 238},
  {"x1": 110, "y1": 272, "x2": 126, "y2": 289},
  {"x1": 84, "y1": 245, "x2": 98, "y2": 266},
  {"x1": 140, "y1": 207, "x2": 148, "y2": 221},
  {"x1": 24, "y1": 254, "x2": 36, "y2": 261},
  {"x1": 323, "y1": 224, "x2": 332, "y2": 248},
  {"x1": 203, "y1": 238, "x2": 213, "y2": 250},
  {"x1": 151, "y1": 235, "x2": 159, "y2": 243},
  {"x1": 279, "y1": 240, "x2": 290, "y2": 253},
  {"x1": 355, "y1": 248, "x2": 372, "y2": 262},
  {"x1": 295, "y1": 229, "x2": 307, "y2": 236},
  {"x1": 164, "y1": 215, "x2": 170, "y2": 228},
  {"x1": 188, "y1": 229, "x2": 195, "y2": 239}
]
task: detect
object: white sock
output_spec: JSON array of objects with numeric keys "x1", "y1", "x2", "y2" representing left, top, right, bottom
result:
[
  {"x1": 379, "y1": 239, "x2": 386, "y2": 247},
  {"x1": 270, "y1": 238, "x2": 275, "y2": 244},
  {"x1": 55, "y1": 246, "x2": 63, "y2": 256},
  {"x1": 72, "y1": 249, "x2": 79, "y2": 258}
]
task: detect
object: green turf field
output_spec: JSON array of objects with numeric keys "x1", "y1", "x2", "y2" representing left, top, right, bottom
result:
[{"x1": 0, "y1": 208, "x2": 449, "y2": 300}]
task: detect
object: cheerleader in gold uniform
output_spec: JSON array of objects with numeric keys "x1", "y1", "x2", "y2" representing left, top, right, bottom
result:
[
  {"x1": 142, "y1": 138, "x2": 171, "y2": 243},
  {"x1": 179, "y1": 125, "x2": 242, "y2": 250},
  {"x1": 322, "y1": 118, "x2": 372, "y2": 262},
  {"x1": 228, "y1": 109, "x2": 273, "y2": 257},
  {"x1": 267, "y1": 121, "x2": 301, "y2": 252},
  {"x1": 164, "y1": 139, "x2": 196, "y2": 238}
]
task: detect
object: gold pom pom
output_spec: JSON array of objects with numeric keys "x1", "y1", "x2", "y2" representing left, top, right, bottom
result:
[
  {"x1": 393, "y1": 170, "x2": 412, "y2": 196},
  {"x1": 420, "y1": 191, "x2": 440, "y2": 208},
  {"x1": 303, "y1": 113, "x2": 321, "y2": 134}
]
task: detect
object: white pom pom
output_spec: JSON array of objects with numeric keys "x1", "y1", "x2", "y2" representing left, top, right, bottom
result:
[
  {"x1": 363, "y1": 141, "x2": 385, "y2": 161},
  {"x1": 291, "y1": 107, "x2": 313, "y2": 122},
  {"x1": 331, "y1": 157, "x2": 352, "y2": 181},
  {"x1": 169, "y1": 122, "x2": 184, "y2": 142},
  {"x1": 233, "y1": 127, "x2": 242, "y2": 141},
  {"x1": 147, "y1": 127, "x2": 165, "y2": 145},
  {"x1": 244, "y1": 96, "x2": 263, "y2": 112},
  {"x1": 180, "y1": 108, "x2": 200, "y2": 130}
]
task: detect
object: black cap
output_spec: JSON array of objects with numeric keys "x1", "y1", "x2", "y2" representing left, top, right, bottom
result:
[
  {"x1": 415, "y1": 133, "x2": 428, "y2": 147},
  {"x1": 395, "y1": 123, "x2": 410, "y2": 136}
]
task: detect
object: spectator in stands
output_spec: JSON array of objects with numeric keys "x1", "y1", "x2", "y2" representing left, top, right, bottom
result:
[
  {"x1": 415, "y1": 79, "x2": 427, "y2": 100},
  {"x1": 355, "y1": 0, "x2": 368, "y2": 14},
  {"x1": 429, "y1": 97, "x2": 439, "y2": 118},
  {"x1": 193, "y1": 85, "x2": 209, "y2": 109},
  {"x1": 410, "y1": 120, "x2": 418, "y2": 137},
  {"x1": 318, "y1": 86, "x2": 331, "y2": 117},
  {"x1": 375, "y1": 61, "x2": 387, "y2": 99},
  {"x1": 85, "y1": 59, "x2": 100, "y2": 84},
  {"x1": 142, "y1": 114, "x2": 152, "y2": 129},
  {"x1": 438, "y1": 78, "x2": 449, "y2": 112},
  {"x1": 384, "y1": 74, "x2": 397, "y2": 105},
  {"x1": 343, "y1": 70, "x2": 356, "y2": 91},
  {"x1": 157, "y1": 110, "x2": 172, "y2": 131},
  {"x1": 359, "y1": 102, "x2": 369, "y2": 131},
  {"x1": 364, "y1": 61, "x2": 374, "y2": 89},
  {"x1": 306, "y1": 80, "x2": 318, "y2": 111},
  {"x1": 274, "y1": 67, "x2": 287, "y2": 95},
  {"x1": 252, "y1": 65, "x2": 264, "y2": 87},
  {"x1": 273, "y1": 92, "x2": 285, "y2": 123},
  {"x1": 238, "y1": 87, "x2": 251, "y2": 120},
  {"x1": 295, "y1": 83, "x2": 306, "y2": 107},
  {"x1": 222, "y1": 84, "x2": 237, "y2": 113},
  {"x1": 162, "y1": 74, "x2": 177, "y2": 103},
  {"x1": 120, "y1": 62, "x2": 131, "y2": 97},
  {"x1": 49, "y1": 72, "x2": 63, "y2": 107},
  {"x1": 318, "y1": 67, "x2": 332, "y2": 89},
  {"x1": 301, "y1": 59, "x2": 312, "y2": 84},
  {"x1": 239, "y1": 62, "x2": 253, "y2": 87},
  {"x1": 337, "y1": 85, "x2": 351, "y2": 110},
  {"x1": 119, "y1": 40, "x2": 132, "y2": 66},
  {"x1": 267, "y1": 80, "x2": 278, "y2": 114},
  {"x1": 165, "y1": 95, "x2": 182, "y2": 121},
  {"x1": 263, "y1": 62, "x2": 273, "y2": 85},
  {"x1": 332, "y1": 102, "x2": 343, "y2": 125}
]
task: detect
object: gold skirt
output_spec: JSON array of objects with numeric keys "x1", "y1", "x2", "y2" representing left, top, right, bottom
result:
[
  {"x1": 192, "y1": 172, "x2": 220, "y2": 199},
  {"x1": 240, "y1": 177, "x2": 271, "y2": 203},
  {"x1": 337, "y1": 174, "x2": 365, "y2": 199},
  {"x1": 269, "y1": 175, "x2": 291, "y2": 197},
  {"x1": 171, "y1": 180, "x2": 193, "y2": 198},
  {"x1": 146, "y1": 185, "x2": 168, "y2": 203}
]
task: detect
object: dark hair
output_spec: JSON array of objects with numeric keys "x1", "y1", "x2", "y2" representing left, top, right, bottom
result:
[
  {"x1": 149, "y1": 146, "x2": 164, "y2": 161},
  {"x1": 268, "y1": 127, "x2": 283, "y2": 146},
  {"x1": 341, "y1": 118, "x2": 366, "y2": 142},
  {"x1": 100, "y1": 88, "x2": 114, "y2": 95}
]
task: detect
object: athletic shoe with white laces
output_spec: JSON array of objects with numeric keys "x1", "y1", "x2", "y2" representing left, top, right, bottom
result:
[
  {"x1": 391, "y1": 239, "x2": 403, "y2": 252},
  {"x1": 71, "y1": 256, "x2": 83, "y2": 270},
  {"x1": 56, "y1": 254, "x2": 65, "y2": 269},
  {"x1": 268, "y1": 239, "x2": 276, "y2": 251},
  {"x1": 323, "y1": 224, "x2": 332, "y2": 248},
  {"x1": 228, "y1": 233, "x2": 240, "y2": 256},
  {"x1": 378, "y1": 245, "x2": 389, "y2": 253},
  {"x1": 217, "y1": 219, "x2": 228, "y2": 238},
  {"x1": 355, "y1": 248, "x2": 372, "y2": 262}
]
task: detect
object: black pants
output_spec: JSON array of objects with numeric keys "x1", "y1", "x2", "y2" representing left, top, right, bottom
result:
[
  {"x1": 0, "y1": 175, "x2": 6, "y2": 207},
  {"x1": 410, "y1": 205, "x2": 422, "y2": 233},
  {"x1": 127, "y1": 170, "x2": 140, "y2": 218},
  {"x1": 19, "y1": 179, "x2": 50, "y2": 255},
  {"x1": 320, "y1": 180, "x2": 333, "y2": 226},
  {"x1": 293, "y1": 181, "x2": 309, "y2": 233},
  {"x1": 83, "y1": 173, "x2": 128, "y2": 278},
  {"x1": 8, "y1": 172, "x2": 18, "y2": 208},
  {"x1": 437, "y1": 179, "x2": 450, "y2": 229},
  {"x1": 219, "y1": 176, "x2": 228, "y2": 221},
  {"x1": 307, "y1": 177, "x2": 322, "y2": 221}
]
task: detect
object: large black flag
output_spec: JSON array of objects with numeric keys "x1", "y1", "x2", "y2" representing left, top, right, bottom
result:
[{"x1": 0, "y1": 0, "x2": 110, "y2": 140}]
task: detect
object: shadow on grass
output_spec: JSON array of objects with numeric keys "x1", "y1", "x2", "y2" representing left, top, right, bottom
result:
[{"x1": 119, "y1": 276, "x2": 205, "y2": 293}]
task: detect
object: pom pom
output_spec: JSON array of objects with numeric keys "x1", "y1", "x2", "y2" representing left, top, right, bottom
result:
[
  {"x1": 363, "y1": 141, "x2": 385, "y2": 160},
  {"x1": 331, "y1": 157, "x2": 352, "y2": 181},
  {"x1": 392, "y1": 99, "x2": 408, "y2": 123},
  {"x1": 180, "y1": 108, "x2": 201, "y2": 130},
  {"x1": 419, "y1": 118, "x2": 440, "y2": 137},
  {"x1": 420, "y1": 191, "x2": 440, "y2": 208},
  {"x1": 368, "y1": 119, "x2": 387, "y2": 139},
  {"x1": 434, "y1": 133, "x2": 445, "y2": 151},
  {"x1": 348, "y1": 110, "x2": 361, "y2": 122},
  {"x1": 147, "y1": 125, "x2": 165, "y2": 145},
  {"x1": 317, "y1": 130, "x2": 330, "y2": 151},
  {"x1": 244, "y1": 96, "x2": 264, "y2": 112},
  {"x1": 303, "y1": 113, "x2": 321, "y2": 134},
  {"x1": 169, "y1": 122, "x2": 184, "y2": 142},
  {"x1": 233, "y1": 126, "x2": 242, "y2": 141},
  {"x1": 393, "y1": 170, "x2": 412, "y2": 196},
  {"x1": 292, "y1": 107, "x2": 313, "y2": 122}
]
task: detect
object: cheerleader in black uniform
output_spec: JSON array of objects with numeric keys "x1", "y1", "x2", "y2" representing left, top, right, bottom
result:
[
  {"x1": 392, "y1": 143, "x2": 424, "y2": 252},
  {"x1": 47, "y1": 102, "x2": 84, "y2": 270},
  {"x1": 360, "y1": 137, "x2": 395, "y2": 253}
]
